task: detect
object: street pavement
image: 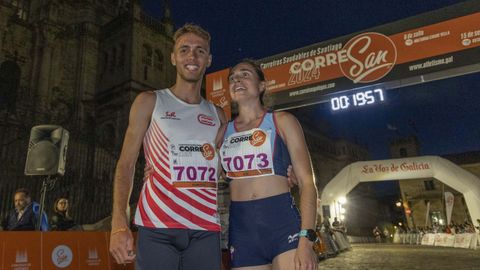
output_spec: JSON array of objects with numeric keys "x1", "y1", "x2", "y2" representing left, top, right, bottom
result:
[{"x1": 318, "y1": 243, "x2": 480, "y2": 270}]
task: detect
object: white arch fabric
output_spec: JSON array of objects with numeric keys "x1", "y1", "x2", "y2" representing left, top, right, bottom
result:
[{"x1": 321, "y1": 155, "x2": 480, "y2": 230}]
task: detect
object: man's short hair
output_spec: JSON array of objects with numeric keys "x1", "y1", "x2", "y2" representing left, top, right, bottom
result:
[
  {"x1": 173, "y1": 23, "x2": 211, "y2": 47},
  {"x1": 15, "y1": 188, "x2": 30, "y2": 198}
]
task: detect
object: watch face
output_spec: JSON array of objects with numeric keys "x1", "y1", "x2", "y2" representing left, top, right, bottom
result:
[{"x1": 307, "y1": 229, "x2": 317, "y2": 241}]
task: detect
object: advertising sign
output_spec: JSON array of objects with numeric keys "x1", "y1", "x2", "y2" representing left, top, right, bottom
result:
[
  {"x1": 205, "y1": 68, "x2": 232, "y2": 120},
  {"x1": 0, "y1": 232, "x2": 133, "y2": 270},
  {"x1": 1, "y1": 232, "x2": 41, "y2": 270},
  {"x1": 445, "y1": 191, "x2": 454, "y2": 225},
  {"x1": 206, "y1": 1, "x2": 480, "y2": 112}
]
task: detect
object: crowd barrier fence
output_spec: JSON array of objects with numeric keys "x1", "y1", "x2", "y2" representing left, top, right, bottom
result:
[{"x1": 393, "y1": 232, "x2": 479, "y2": 250}]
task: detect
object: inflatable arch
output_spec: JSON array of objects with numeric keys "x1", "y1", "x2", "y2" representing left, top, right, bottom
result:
[{"x1": 321, "y1": 156, "x2": 480, "y2": 230}]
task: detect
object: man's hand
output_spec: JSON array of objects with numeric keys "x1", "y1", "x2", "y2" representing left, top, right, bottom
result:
[
  {"x1": 109, "y1": 228, "x2": 136, "y2": 264},
  {"x1": 144, "y1": 164, "x2": 153, "y2": 182},
  {"x1": 294, "y1": 238, "x2": 318, "y2": 270},
  {"x1": 287, "y1": 165, "x2": 299, "y2": 188}
]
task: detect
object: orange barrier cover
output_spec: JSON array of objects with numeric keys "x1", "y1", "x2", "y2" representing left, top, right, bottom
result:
[{"x1": 0, "y1": 232, "x2": 134, "y2": 270}]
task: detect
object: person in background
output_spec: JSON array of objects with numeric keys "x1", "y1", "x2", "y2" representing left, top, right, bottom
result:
[
  {"x1": 50, "y1": 197, "x2": 77, "y2": 231},
  {"x1": 383, "y1": 227, "x2": 390, "y2": 243},
  {"x1": 332, "y1": 217, "x2": 340, "y2": 229},
  {"x1": 220, "y1": 59, "x2": 318, "y2": 270},
  {"x1": 373, "y1": 226, "x2": 382, "y2": 243},
  {"x1": 322, "y1": 217, "x2": 331, "y2": 232},
  {"x1": 2, "y1": 188, "x2": 48, "y2": 231}
]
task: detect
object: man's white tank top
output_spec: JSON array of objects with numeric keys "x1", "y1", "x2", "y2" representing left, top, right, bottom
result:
[{"x1": 134, "y1": 89, "x2": 221, "y2": 231}]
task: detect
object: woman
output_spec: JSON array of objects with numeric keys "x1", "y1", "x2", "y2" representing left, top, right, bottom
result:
[
  {"x1": 220, "y1": 59, "x2": 318, "y2": 270},
  {"x1": 50, "y1": 197, "x2": 76, "y2": 231}
]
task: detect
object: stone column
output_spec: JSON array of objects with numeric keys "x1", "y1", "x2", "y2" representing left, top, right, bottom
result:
[{"x1": 34, "y1": 24, "x2": 60, "y2": 114}]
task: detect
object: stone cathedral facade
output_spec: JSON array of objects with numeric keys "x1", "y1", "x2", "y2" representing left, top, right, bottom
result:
[{"x1": 0, "y1": 0, "x2": 175, "y2": 225}]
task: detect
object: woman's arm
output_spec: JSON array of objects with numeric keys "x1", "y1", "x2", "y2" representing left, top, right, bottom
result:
[
  {"x1": 275, "y1": 111, "x2": 318, "y2": 269},
  {"x1": 275, "y1": 111, "x2": 317, "y2": 230}
]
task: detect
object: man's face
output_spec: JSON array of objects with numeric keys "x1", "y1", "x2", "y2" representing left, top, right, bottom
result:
[
  {"x1": 14, "y1": 192, "x2": 29, "y2": 211},
  {"x1": 171, "y1": 32, "x2": 212, "y2": 83}
]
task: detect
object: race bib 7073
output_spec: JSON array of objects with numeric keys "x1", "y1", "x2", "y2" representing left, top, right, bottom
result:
[{"x1": 220, "y1": 128, "x2": 275, "y2": 179}]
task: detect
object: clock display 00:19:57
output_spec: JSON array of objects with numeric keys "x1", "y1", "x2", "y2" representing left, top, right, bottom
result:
[{"x1": 330, "y1": 88, "x2": 385, "y2": 111}]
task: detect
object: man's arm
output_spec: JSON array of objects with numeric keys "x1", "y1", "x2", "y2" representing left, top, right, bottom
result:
[
  {"x1": 214, "y1": 106, "x2": 228, "y2": 180},
  {"x1": 110, "y1": 91, "x2": 155, "y2": 264},
  {"x1": 276, "y1": 111, "x2": 318, "y2": 270},
  {"x1": 214, "y1": 106, "x2": 227, "y2": 147}
]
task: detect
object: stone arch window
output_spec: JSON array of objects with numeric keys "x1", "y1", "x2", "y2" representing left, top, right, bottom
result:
[
  {"x1": 142, "y1": 44, "x2": 153, "y2": 81},
  {"x1": 154, "y1": 49, "x2": 163, "y2": 71},
  {"x1": 0, "y1": 60, "x2": 21, "y2": 114},
  {"x1": 8, "y1": 0, "x2": 30, "y2": 20}
]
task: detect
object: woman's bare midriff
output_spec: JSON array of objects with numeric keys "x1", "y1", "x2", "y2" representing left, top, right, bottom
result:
[{"x1": 229, "y1": 175, "x2": 290, "y2": 201}]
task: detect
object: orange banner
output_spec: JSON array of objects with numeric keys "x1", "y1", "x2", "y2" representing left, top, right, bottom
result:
[
  {"x1": 1, "y1": 232, "x2": 42, "y2": 270},
  {"x1": 0, "y1": 232, "x2": 134, "y2": 270},
  {"x1": 205, "y1": 68, "x2": 232, "y2": 120},
  {"x1": 262, "y1": 12, "x2": 480, "y2": 93},
  {"x1": 206, "y1": 8, "x2": 480, "y2": 111}
]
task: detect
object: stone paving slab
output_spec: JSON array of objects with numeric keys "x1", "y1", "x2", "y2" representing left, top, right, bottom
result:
[{"x1": 318, "y1": 243, "x2": 480, "y2": 270}]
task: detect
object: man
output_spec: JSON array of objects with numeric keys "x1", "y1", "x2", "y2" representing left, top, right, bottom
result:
[
  {"x1": 109, "y1": 24, "x2": 226, "y2": 270},
  {"x1": 383, "y1": 227, "x2": 390, "y2": 243},
  {"x1": 332, "y1": 217, "x2": 340, "y2": 228},
  {"x1": 2, "y1": 188, "x2": 48, "y2": 231}
]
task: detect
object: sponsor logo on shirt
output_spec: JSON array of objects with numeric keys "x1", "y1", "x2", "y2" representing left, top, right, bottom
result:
[
  {"x1": 197, "y1": 114, "x2": 216, "y2": 126},
  {"x1": 250, "y1": 130, "x2": 267, "y2": 147},
  {"x1": 201, "y1": 143, "x2": 215, "y2": 160},
  {"x1": 229, "y1": 134, "x2": 251, "y2": 144},
  {"x1": 161, "y1": 111, "x2": 180, "y2": 120},
  {"x1": 228, "y1": 130, "x2": 267, "y2": 147},
  {"x1": 288, "y1": 233, "x2": 299, "y2": 243},
  {"x1": 177, "y1": 144, "x2": 215, "y2": 160},
  {"x1": 179, "y1": 144, "x2": 203, "y2": 152}
]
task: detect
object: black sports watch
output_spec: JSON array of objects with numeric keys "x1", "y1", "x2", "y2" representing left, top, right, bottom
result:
[{"x1": 299, "y1": 229, "x2": 317, "y2": 242}]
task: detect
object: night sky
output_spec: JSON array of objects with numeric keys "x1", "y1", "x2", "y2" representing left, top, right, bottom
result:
[{"x1": 142, "y1": 0, "x2": 480, "y2": 159}]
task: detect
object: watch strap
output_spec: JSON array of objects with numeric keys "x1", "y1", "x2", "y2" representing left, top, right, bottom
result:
[{"x1": 299, "y1": 229, "x2": 317, "y2": 241}]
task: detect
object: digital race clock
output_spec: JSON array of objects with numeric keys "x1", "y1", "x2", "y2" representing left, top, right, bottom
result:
[{"x1": 330, "y1": 88, "x2": 385, "y2": 111}]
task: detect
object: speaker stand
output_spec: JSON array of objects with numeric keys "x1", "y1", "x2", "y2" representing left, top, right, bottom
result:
[{"x1": 36, "y1": 175, "x2": 57, "y2": 231}]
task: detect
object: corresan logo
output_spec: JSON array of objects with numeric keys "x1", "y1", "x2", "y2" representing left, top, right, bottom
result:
[
  {"x1": 339, "y1": 32, "x2": 397, "y2": 83},
  {"x1": 201, "y1": 143, "x2": 215, "y2": 160},
  {"x1": 249, "y1": 130, "x2": 267, "y2": 147},
  {"x1": 51, "y1": 245, "x2": 73, "y2": 268}
]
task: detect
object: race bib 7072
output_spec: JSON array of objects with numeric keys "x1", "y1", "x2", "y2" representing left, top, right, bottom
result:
[{"x1": 169, "y1": 140, "x2": 218, "y2": 189}]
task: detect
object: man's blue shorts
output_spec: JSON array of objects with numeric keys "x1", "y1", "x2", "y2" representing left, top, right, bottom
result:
[
  {"x1": 228, "y1": 192, "x2": 301, "y2": 268},
  {"x1": 136, "y1": 227, "x2": 221, "y2": 270}
]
